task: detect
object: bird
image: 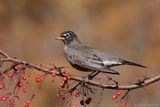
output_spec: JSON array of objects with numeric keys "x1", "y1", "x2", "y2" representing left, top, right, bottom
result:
[{"x1": 56, "y1": 31, "x2": 146, "y2": 77}]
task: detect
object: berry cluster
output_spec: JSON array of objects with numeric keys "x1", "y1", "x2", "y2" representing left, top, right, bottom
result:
[
  {"x1": 112, "y1": 91, "x2": 122, "y2": 100},
  {"x1": 0, "y1": 64, "x2": 37, "y2": 107},
  {"x1": 80, "y1": 97, "x2": 92, "y2": 105}
]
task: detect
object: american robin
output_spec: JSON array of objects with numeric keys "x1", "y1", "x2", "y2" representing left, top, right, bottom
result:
[{"x1": 56, "y1": 31, "x2": 146, "y2": 76}]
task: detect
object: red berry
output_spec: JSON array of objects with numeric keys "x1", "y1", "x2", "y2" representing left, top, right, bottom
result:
[
  {"x1": 62, "y1": 77, "x2": 67, "y2": 81},
  {"x1": 68, "y1": 73, "x2": 73, "y2": 76},
  {"x1": 59, "y1": 83, "x2": 64, "y2": 88},
  {"x1": 4, "y1": 93, "x2": 8, "y2": 98},
  {"x1": 112, "y1": 94, "x2": 117, "y2": 100},
  {"x1": 9, "y1": 103, "x2": 14, "y2": 107},
  {"x1": 26, "y1": 99, "x2": 31, "y2": 105},
  {"x1": 72, "y1": 104, "x2": 76, "y2": 107},
  {"x1": 8, "y1": 72, "x2": 13, "y2": 78},
  {"x1": 85, "y1": 97, "x2": 92, "y2": 105},
  {"x1": 56, "y1": 93, "x2": 61, "y2": 98},
  {"x1": 51, "y1": 72, "x2": 56, "y2": 77},
  {"x1": 117, "y1": 92, "x2": 121, "y2": 96},
  {"x1": 23, "y1": 87, "x2": 28, "y2": 93},
  {"x1": 2, "y1": 96, "x2": 6, "y2": 101},
  {"x1": 75, "y1": 92, "x2": 80, "y2": 97},
  {"x1": 35, "y1": 76, "x2": 42, "y2": 83},
  {"x1": 18, "y1": 82, "x2": 23, "y2": 87},
  {"x1": 80, "y1": 100, "x2": 84, "y2": 105},
  {"x1": 85, "y1": 100, "x2": 90, "y2": 104},
  {"x1": 87, "y1": 97, "x2": 92, "y2": 102},
  {"x1": 0, "y1": 81, "x2": 3, "y2": 90},
  {"x1": 1, "y1": 93, "x2": 9, "y2": 101},
  {"x1": 22, "y1": 75, "x2": 27, "y2": 80}
]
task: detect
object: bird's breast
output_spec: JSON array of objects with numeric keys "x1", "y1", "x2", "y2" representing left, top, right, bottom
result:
[{"x1": 64, "y1": 45, "x2": 68, "y2": 52}]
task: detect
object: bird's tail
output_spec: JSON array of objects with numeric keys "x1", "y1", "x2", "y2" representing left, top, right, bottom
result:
[
  {"x1": 105, "y1": 67, "x2": 120, "y2": 75},
  {"x1": 122, "y1": 60, "x2": 147, "y2": 68}
]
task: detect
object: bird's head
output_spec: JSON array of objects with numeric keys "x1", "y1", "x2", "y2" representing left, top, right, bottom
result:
[{"x1": 56, "y1": 31, "x2": 81, "y2": 45}]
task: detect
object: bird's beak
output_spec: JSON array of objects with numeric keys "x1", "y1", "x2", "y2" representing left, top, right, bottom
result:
[{"x1": 56, "y1": 37, "x2": 65, "y2": 40}]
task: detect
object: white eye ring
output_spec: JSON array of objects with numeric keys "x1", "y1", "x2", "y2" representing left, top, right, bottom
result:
[{"x1": 64, "y1": 33, "x2": 70, "y2": 38}]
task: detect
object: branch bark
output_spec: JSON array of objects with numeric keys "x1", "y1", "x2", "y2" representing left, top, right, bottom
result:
[{"x1": 0, "y1": 50, "x2": 159, "y2": 91}]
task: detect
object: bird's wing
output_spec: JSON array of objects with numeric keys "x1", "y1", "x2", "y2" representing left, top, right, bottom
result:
[
  {"x1": 98, "y1": 53, "x2": 122, "y2": 66},
  {"x1": 65, "y1": 46, "x2": 119, "y2": 74},
  {"x1": 66, "y1": 52, "x2": 103, "y2": 70}
]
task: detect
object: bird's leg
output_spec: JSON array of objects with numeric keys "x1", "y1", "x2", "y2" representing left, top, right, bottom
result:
[
  {"x1": 88, "y1": 71, "x2": 100, "y2": 80},
  {"x1": 87, "y1": 72, "x2": 95, "y2": 77}
]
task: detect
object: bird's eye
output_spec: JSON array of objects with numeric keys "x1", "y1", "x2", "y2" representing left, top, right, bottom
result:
[{"x1": 64, "y1": 33, "x2": 70, "y2": 38}]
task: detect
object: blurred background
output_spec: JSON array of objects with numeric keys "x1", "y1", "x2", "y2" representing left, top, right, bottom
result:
[{"x1": 0, "y1": 0, "x2": 160, "y2": 107}]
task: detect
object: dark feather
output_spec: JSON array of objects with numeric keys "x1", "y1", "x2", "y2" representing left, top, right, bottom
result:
[{"x1": 121, "y1": 60, "x2": 147, "y2": 68}]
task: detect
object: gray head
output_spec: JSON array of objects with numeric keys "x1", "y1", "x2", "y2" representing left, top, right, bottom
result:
[{"x1": 56, "y1": 31, "x2": 81, "y2": 45}]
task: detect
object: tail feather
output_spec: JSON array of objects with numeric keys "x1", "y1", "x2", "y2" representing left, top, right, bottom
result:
[
  {"x1": 122, "y1": 60, "x2": 147, "y2": 68},
  {"x1": 105, "y1": 67, "x2": 120, "y2": 75}
]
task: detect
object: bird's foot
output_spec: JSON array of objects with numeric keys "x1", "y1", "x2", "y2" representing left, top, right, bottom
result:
[{"x1": 88, "y1": 75, "x2": 94, "y2": 80}]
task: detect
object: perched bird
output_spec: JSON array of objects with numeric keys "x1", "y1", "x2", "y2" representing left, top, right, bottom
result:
[{"x1": 56, "y1": 31, "x2": 146, "y2": 76}]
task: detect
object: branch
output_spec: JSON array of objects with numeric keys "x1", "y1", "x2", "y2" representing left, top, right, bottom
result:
[{"x1": 0, "y1": 50, "x2": 159, "y2": 91}]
